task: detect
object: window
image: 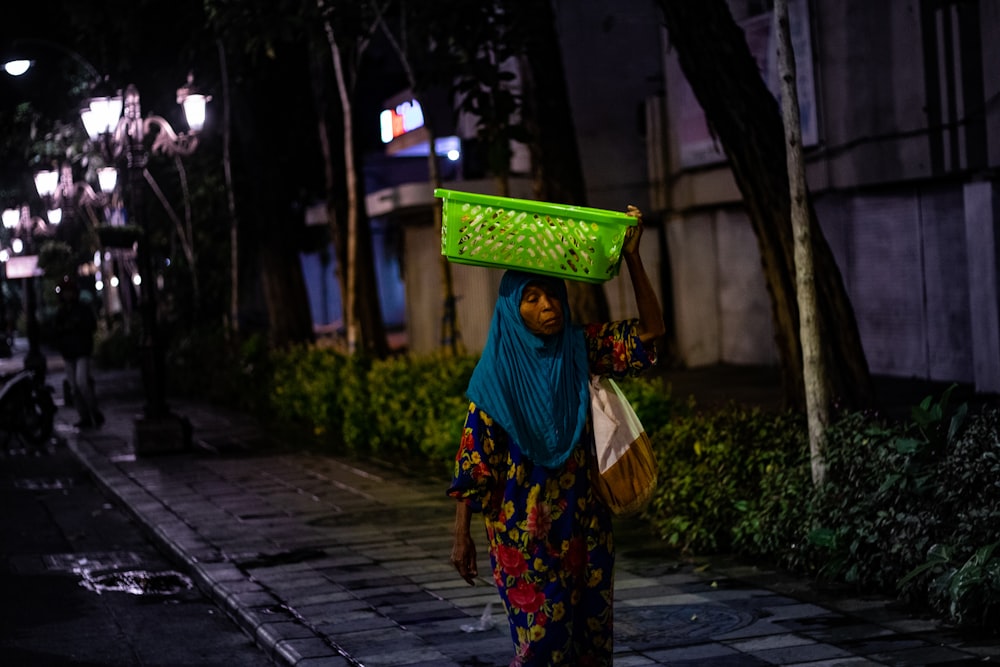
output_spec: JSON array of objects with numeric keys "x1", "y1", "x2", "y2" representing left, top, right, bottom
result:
[{"x1": 922, "y1": 0, "x2": 987, "y2": 173}]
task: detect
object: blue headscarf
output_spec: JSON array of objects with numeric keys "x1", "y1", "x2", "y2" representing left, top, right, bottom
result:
[{"x1": 466, "y1": 270, "x2": 590, "y2": 469}]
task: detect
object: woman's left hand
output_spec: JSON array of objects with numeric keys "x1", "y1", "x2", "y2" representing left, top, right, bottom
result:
[{"x1": 624, "y1": 205, "x2": 643, "y2": 256}]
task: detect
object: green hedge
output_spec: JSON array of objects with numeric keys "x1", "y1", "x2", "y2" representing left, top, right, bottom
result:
[{"x1": 266, "y1": 344, "x2": 477, "y2": 475}]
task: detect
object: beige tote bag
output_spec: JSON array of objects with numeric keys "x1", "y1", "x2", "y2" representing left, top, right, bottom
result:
[{"x1": 589, "y1": 374, "x2": 658, "y2": 516}]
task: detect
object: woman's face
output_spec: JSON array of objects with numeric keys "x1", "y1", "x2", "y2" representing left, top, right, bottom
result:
[{"x1": 519, "y1": 281, "x2": 564, "y2": 336}]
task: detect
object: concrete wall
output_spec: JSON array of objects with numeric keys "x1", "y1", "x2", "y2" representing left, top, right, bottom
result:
[
  {"x1": 402, "y1": 223, "x2": 504, "y2": 356},
  {"x1": 665, "y1": 209, "x2": 778, "y2": 367},
  {"x1": 963, "y1": 181, "x2": 1000, "y2": 393},
  {"x1": 814, "y1": 0, "x2": 933, "y2": 187}
]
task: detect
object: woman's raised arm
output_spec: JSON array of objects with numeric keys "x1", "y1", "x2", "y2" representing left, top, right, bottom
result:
[{"x1": 622, "y1": 205, "x2": 666, "y2": 344}]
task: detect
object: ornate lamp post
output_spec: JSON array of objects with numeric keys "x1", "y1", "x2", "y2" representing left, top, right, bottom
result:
[{"x1": 79, "y1": 77, "x2": 208, "y2": 453}]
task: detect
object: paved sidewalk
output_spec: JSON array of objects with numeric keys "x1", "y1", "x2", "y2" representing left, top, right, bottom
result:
[{"x1": 41, "y1": 364, "x2": 999, "y2": 666}]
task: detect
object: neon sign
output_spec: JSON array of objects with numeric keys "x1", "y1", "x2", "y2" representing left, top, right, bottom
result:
[{"x1": 380, "y1": 99, "x2": 424, "y2": 143}]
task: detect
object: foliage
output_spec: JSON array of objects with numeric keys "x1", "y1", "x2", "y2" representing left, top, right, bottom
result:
[
  {"x1": 644, "y1": 405, "x2": 807, "y2": 554},
  {"x1": 338, "y1": 353, "x2": 372, "y2": 452},
  {"x1": 806, "y1": 389, "x2": 965, "y2": 590},
  {"x1": 264, "y1": 343, "x2": 475, "y2": 471},
  {"x1": 421, "y1": 1, "x2": 531, "y2": 180},
  {"x1": 168, "y1": 327, "x2": 272, "y2": 414},
  {"x1": 268, "y1": 341, "x2": 347, "y2": 437},
  {"x1": 896, "y1": 408, "x2": 1000, "y2": 630},
  {"x1": 731, "y1": 454, "x2": 814, "y2": 571},
  {"x1": 365, "y1": 352, "x2": 477, "y2": 471},
  {"x1": 801, "y1": 388, "x2": 1000, "y2": 634},
  {"x1": 37, "y1": 240, "x2": 76, "y2": 282},
  {"x1": 616, "y1": 374, "x2": 682, "y2": 436}
]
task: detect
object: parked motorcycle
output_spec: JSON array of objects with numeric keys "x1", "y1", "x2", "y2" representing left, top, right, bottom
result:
[{"x1": 0, "y1": 369, "x2": 56, "y2": 446}]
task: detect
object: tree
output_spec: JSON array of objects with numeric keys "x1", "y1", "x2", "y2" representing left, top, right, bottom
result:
[
  {"x1": 316, "y1": 0, "x2": 390, "y2": 358},
  {"x1": 372, "y1": 0, "x2": 462, "y2": 353},
  {"x1": 204, "y1": 0, "x2": 327, "y2": 348},
  {"x1": 656, "y1": 0, "x2": 873, "y2": 411},
  {"x1": 515, "y1": 0, "x2": 610, "y2": 324},
  {"x1": 775, "y1": 0, "x2": 829, "y2": 484}
]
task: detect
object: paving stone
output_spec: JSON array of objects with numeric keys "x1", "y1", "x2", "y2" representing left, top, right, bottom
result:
[
  {"x1": 751, "y1": 642, "x2": 854, "y2": 665},
  {"x1": 645, "y1": 641, "x2": 742, "y2": 662},
  {"x1": 316, "y1": 613, "x2": 399, "y2": 634},
  {"x1": 354, "y1": 645, "x2": 453, "y2": 666},
  {"x1": 727, "y1": 633, "x2": 817, "y2": 652},
  {"x1": 273, "y1": 637, "x2": 337, "y2": 663}
]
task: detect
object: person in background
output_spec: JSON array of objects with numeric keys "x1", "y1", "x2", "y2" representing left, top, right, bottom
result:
[
  {"x1": 53, "y1": 276, "x2": 104, "y2": 429},
  {"x1": 447, "y1": 206, "x2": 664, "y2": 666}
]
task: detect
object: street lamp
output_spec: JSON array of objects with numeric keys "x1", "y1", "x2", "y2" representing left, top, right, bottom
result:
[
  {"x1": 80, "y1": 76, "x2": 208, "y2": 453},
  {"x1": 34, "y1": 161, "x2": 114, "y2": 231}
]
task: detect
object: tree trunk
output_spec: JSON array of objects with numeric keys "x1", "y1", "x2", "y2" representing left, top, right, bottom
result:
[
  {"x1": 323, "y1": 16, "x2": 360, "y2": 354},
  {"x1": 351, "y1": 171, "x2": 390, "y2": 359},
  {"x1": 657, "y1": 0, "x2": 873, "y2": 411},
  {"x1": 319, "y1": 5, "x2": 388, "y2": 358},
  {"x1": 776, "y1": 0, "x2": 828, "y2": 484},
  {"x1": 518, "y1": 0, "x2": 610, "y2": 325},
  {"x1": 216, "y1": 39, "x2": 240, "y2": 337},
  {"x1": 257, "y1": 223, "x2": 315, "y2": 348},
  {"x1": 231, "y1": 92, "x2": 314, "y2": 349}
]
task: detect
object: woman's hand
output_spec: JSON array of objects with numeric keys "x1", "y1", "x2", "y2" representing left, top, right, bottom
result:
[
  {"x1": 451, "y1": 533, "x2": 479, "y2": 585},
  {"x1": 624, "y1": 205, "x2": 644, "y2": 256},
  {"x1": 452, "y1": 502, "x2": 478, "y2": 585}
]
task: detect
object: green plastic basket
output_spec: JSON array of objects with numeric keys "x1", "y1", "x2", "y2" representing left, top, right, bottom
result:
[{"x1": 435, "y1": 188, "x2": 636, "y2": 284}]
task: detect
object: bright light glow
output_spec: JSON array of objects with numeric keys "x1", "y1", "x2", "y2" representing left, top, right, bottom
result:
[
  {"x1": 3, "y1": 59, "x2": 31, "y2": 76},
  {"x1": 132, "y1": 274, "x2": 141, "y2": 286},
  {"x1": 47, "y1": 208, "x2": 62, "y2": 225},
  {"x1": 447, "y1": 148, "x2": 461, "y2": 161},
  {"x1": 379, "y1": 99, "x2": 424, "y2": 143},
  {"x1": 95, "y1": 280, "x2": 104, "y2": 291},
  {"x1": 12, "y1": 239, "x2": 23, "y2": 254},
  {"x1": 0, "y1": 249, "x2": 8, "y2": 262},
  {"x1": 81, "y1": 96, "x2": 123, "y2": 139},
  {"x1": 34, "y1": 169, "x2": 59, "y2": 197},
  {"x1": 97, "y1": 167, "x2": 117, "y2": 193},
  {"x1": 182, "y1": 94, "x2": 207, "y2": 131},
  {"x1": 110, "y1": 276, "x2": 120, "y2": 288},
  {"x1": 1, "y1": 209, "x2": 19, "y2": 229},
  {"x1": 379, "y1": 110, "x2": 396, "y2": 143},
  {"x1": 94, "y1": 251, "x2": 102, "y2": 267}
]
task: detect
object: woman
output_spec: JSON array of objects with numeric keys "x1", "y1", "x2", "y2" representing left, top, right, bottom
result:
[
  {"x1": 53, "y1": 276, "x2": 104, "y2": 429},
  {"x1": 447, "y1": 206, "x2": 665, "y2": 666}
]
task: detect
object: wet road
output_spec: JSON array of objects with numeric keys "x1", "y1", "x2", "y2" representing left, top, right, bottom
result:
[{"x1": 0, "y1": 428, "x2": 274, "y2": 666}]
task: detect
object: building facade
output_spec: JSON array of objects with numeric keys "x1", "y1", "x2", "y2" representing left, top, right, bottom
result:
[{"x1": 620, "y1": 0, "x2": 997, "y2": 392}]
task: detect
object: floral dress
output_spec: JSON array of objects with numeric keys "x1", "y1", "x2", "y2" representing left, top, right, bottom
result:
[{"x1": 448, "y1": 320, "x2": 656, "y2": 667}]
